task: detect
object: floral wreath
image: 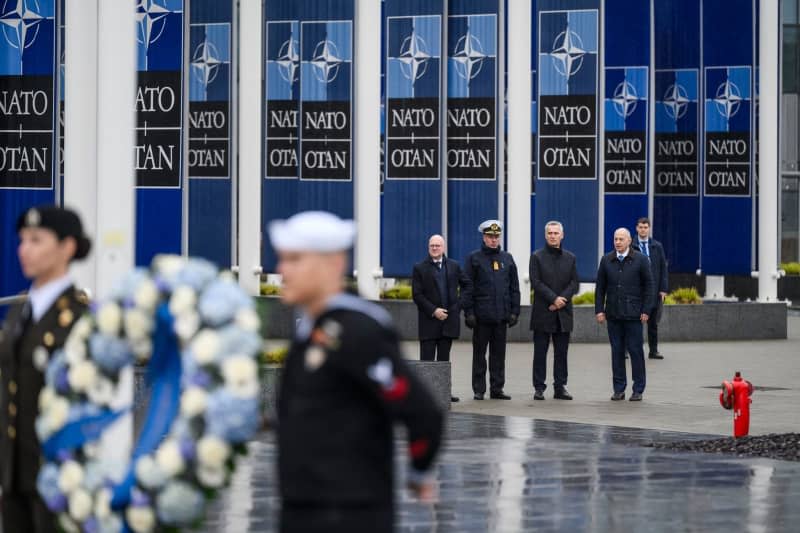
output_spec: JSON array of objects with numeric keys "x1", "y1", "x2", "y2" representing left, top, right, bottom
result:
[{"x1": 36, "y1": 255, "x2": 263, "y2": 532}]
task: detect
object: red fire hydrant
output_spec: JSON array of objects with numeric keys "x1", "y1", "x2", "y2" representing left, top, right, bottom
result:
[{"x1": 719, "y1": 371, "x2": 754, "y2": 437}]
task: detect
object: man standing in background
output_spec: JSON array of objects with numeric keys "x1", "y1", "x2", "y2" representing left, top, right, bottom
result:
[{"x1": 632, "y1": 217, "x2": 669, "y2": 360}]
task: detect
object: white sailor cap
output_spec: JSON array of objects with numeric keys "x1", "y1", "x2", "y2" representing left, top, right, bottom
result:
[
  {"x1": 269, "y1": 211, "x2": 356, "y2": 253},
  {"x1": 478, "y1": 219, "x2": 503, "y2": 235}
]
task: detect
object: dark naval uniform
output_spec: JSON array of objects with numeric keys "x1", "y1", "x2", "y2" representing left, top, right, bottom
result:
[
  {"x1": 0, "y1": 287, "x2": 88, "y2": 533},
  {"x1": 278, "y1": 293, "x2": 443, "y2": 533}
]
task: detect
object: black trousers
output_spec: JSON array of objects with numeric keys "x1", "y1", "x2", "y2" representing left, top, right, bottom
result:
[
  {"x1": 608, "y1": 319, "x2": 646, "y2": 394},
  {"x1": 472, "y1": 321, "x2": 507, "y2": 394},
  {"x1": 647, "y1": 298, "x2": 663, "y2": 353},
  {"x1": 420, "y1": 338, "x2": 453, "y2": 362},
  {"x1": 532, "y1": 331, "x2": 570, "y2": 392},
  {"x1": 281, "y1": 502, "x2": 393, "y2": 533},
  {"x1": 1, "y1": 491, "x2": 56, "y2": 533}
]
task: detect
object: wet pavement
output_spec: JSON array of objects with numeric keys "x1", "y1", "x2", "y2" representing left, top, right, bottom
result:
[{"x1": 201, "y1": 413, "x2": 800, "y2": 532}]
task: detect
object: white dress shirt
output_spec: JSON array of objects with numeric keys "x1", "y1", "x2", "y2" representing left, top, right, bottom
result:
[{"x1": 28, "y1": 274, "x2": 73, "y2": 322}]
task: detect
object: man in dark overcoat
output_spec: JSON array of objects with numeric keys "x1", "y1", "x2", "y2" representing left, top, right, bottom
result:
[
  {"x1": 0, "y1": 206, "x2": 91, "y2": 533},
  {"x1": 529, "y1": 221, "x2": 579, "y2": 400},
  {"x1": 631, "y1": 217, "x2": 669, "y2": 359}
]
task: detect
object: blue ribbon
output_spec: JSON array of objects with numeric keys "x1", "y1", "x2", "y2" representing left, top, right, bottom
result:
[{"x1": 41, "y1": 410, "x2": 127, "y2": 461}]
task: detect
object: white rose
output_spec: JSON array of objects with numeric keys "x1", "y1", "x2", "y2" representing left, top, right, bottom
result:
[
  {"x1": 180, "y1": 387, "x2": 208, "y2": 418},
  {"x1": 58, "y1": 513, "x2": 80, "y2": 533},
  {"x1": 87, "y1": 377, "x2": 115, "y2": 406},
  {"x1": 68, "y1": 489, "x2": 93, "y2": 522},
  {"x1": 83, "y1": 442, "x2": 100, "y2": 460},
  {"x1": 58, "y1": 461, "x2": 85, "y2": 494},
  {"x1": 39, "y1": 386, "x2": 56, "y2": 411},
  {"x1": 169, "y1": 286, "x2": 197, "y2": 316},
  {"x1": 196, "y1": 435, "x2": 230, "y2": 469},
  {"x1": 96, "y1": 302, "x2": 122, "y2": 335},
  {"x1": 124, "y1": 308, "x2": 152, "y2": 341},
  {"x1": 94, "y1": 488, "x2": 112, "y2": 519},
  {"x1": 47, "y1": 396, "x2": 70, "y2": 432},
  {"x1": 134, "y1": 279, "x2": 159, "y2": 311},
  {"x1": 70, "y1": 316, "x2": 93, "y2": 341},
  {"x1": 174, "y1": 312, "x2": 200, "y2": 342},
  {"x1": 68, "y1": 360, "x2": 98, "y2": 392},
  {"x1": 155, "y1": 439, "x2": 185, "y2": 477},
  {"x1": 222, "y1": 355, "x2": 258, "y2": 398},
  {"x1": 131, "y1": 338, "x2": 153, "y2": 361},
  {"x1": 235, "y1": 308, "x2": 260, "y2": 332},
  {"x1": 197, "y1": 464, "x2": 226, "y2": 488},
  {"x1": 64, "y1": 337, "x2": 87, "y2": 365},
  {"x1": 154, "y1": 254, "x2": 184, "y2": 277},
  {"x1": 126, "y1": 505, "x2": 156, "y2": 533},
  {"x1": 190, "y1": 329, "x2": 220, "y2": 365},
  {"x1": 135, "y1": 455, "x2": 167, "y2": 490}
]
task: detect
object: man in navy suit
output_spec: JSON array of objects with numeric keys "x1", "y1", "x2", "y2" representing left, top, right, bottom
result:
[
  {"x1": 632, "y1": 217, "x2": 669, "y2": 359},
  {"x1": 595, "y1": 228, "x2": 654, "y2": 401},
  {"x1": 412, "y1": 235, "x2": 463, "y2": 402}
]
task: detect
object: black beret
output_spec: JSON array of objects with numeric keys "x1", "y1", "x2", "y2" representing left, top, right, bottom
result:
[{"x1": 16, "y1": 205, "x2": 92, "y2": 261}]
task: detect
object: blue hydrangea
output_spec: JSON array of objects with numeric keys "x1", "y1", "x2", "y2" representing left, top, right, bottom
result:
[
  {"x1": 156, "y1": 481, "x2": 205, "y2": 526},
  {"x1": 198, "y1": 279, "x2": 253, "y2": 327},
  {"x1": 173, "y1": 258, "x2": 218, "y2": 292},
  {"x1": 45, "y1": 350, "x2": 67, "y2": 388},
  {"x1": 82, "y1": 460, "x2": 106, "y2": 492},
  {"x1": 89, "y1": 333, "x2": 132, "y2": 374},
  {"x1": 95, "y1": 515, "x2": 123, "y2": 533},
  {"x1": 107, "y1": 268, "x2": 150, "y2": 302},
  {"x1": 216, "y1": 325, "x2": 262, "y2": 359},
  {"x1": 37, "y1": 463, "x2": 66, "y2": 512},
  {"x1": 67, "y1": 403, "x2": 103, "y2": 423},
  {"x1": 205, "y1": 390, "x2": 259, "y2": 443}
]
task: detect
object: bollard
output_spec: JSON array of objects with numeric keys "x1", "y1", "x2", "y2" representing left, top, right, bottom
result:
[{"x1": 719, "y1": 371, "x2": 754, "y2": 437}]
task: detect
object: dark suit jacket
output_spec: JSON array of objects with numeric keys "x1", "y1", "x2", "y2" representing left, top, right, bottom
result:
[
  {"x1": 632, "y1": 237, "x2": 669, "y2": 295},
  {"x1": 594, "y1": 250, "x2": 655, "y2": 320},
  {"x1": 412, "y1": 256, "x2": 462, "y2": 340},
  {"x1": 0, "y1": 286, "x2": 88, "y2": 493},
  {"x1": 529, "y1": 246, "x2": 579, "y2": 332}
]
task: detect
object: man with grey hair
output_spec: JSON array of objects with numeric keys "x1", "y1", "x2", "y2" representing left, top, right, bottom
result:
[
  {"x1": 529, "y1": 221, "x2": 578, "y2": 400},
  {"x1": 595, "y1": 228, "x2": 654, "y2": 401}
]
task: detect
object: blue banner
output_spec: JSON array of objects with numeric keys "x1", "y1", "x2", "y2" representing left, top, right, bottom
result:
[
  {"x1": 602, "y1": 0, "x2": 649, "y2": 251},
  {"x1": 530, "y1": 0, "x2": 537, "y2": 250},
  {"x1": 381, "y1": 1, "x2": 443, "y2": 276},
  {"x1": 262, "y1": 0, "x2": 354, "y2": 271},
  {"x1": 447, "y1": 0, "x2": 499, "y2": 266},
  {"x1": 187, "y1": 0, "x2": 233, "y2": 268},
  {"x1": 701, "y1": 0, "x2": 755, "y2": 274},
  {"x1": 135, "y1": 0, "x2": 185, "y2": 265},
  {"x1": 534, "y1": 0, "x2": 599, "y2": 280},
  {"x1": 0, "y1": 0, "x2": 59, "y2": 301}
]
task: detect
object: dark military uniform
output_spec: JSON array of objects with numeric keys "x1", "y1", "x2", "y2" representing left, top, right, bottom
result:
[
  {"x1": 278, "y1": 293, "x2": 443, "y2": 533},
  {"x1": 0, "y1": 287, "x2": 88, "y2": 533}
]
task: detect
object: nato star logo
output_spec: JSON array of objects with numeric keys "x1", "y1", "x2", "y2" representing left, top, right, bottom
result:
[
  {"x1": 452, "y1": 29, "x2": 486, "y2": 81},
  {"x1": 0, "y1": 0, "x2": 44, "y2": 50},
  {"x1": 550, "y1": 28, "x2": 585, "y2": 80},
  {"x1": 398, "y1": 30, "x2": 430, "y2": 82},
  {"x1": 714, "y1": 80, "x2": 742, "y2": 120},
  {"x1": 612, "y1": 80, "x2": 639, "y2": 118},
  {"x1": 136, "y1": 0, "x2": 171, "y2": 52},
  {"x1": 191, "y1": 40, "x2": 221, "y2": 86},
  {"x1": 310, "y1": 39, "x2": 342, "y2": 84},
  {"x1": 663, "y1": 83, "x2": 690, "y2": 120},
  {"x1": 276, "y1": 37, "x2": 299, "y2": 84}
]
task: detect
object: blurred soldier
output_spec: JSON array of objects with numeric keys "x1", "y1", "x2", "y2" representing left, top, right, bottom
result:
[
  {"x1": 0, "y1": 206, "x2": 91, "y2": 533},
  {"x1": 411, "y1": 234, "x2": 463, "y2": 402},
  {"x1": 632, "y1": 217, "x2": 669, "y2": 359},
  {"x1": 595, "y1": 228, "x2": 654, "y2": 402},
  {"x1": 462, "y1": 220, "x2": 520, "y2": 401},
  {"x1": 270, "y1": 211, "x2": 443, "y2": 533},
  {"x1": 529, "y1": 221, "x2": 578, "y2": 401}
]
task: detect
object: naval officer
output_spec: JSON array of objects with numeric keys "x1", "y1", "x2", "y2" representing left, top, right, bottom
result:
[
  {"x1": 271, "y1": 211, "x2": 443, "y2": 533},
  {"x1": 0, "y1": 206, "x2": 91, "y2": 533}
]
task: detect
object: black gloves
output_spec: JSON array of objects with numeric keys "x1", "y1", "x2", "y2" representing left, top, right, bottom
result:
[
  {"x1": 465, "y1": 315, "x2": 477, "y2": 329},
  {"x1": 508, "y1": 314, "x2": 518, "y2": 327}
]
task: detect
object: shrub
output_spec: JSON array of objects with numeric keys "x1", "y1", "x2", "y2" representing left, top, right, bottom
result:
[
  {"x1": 260, "y1": 283, "x2": 281, "y2": 296},
  {"x1": 665, "y1": 287, "x2": 702, "y2": 305},
  {"x1": 781, "y1": 262, "x2": 800, "y2": 276},
  {"x1": 262, "y1": 346, "x2": 289, "y2": 365},
  {"x1": 572, "y1": 291, "x2": 595, "y2": 305},
  {"x1": 381, "y1": 284, "x2": 413, "y2": 300}
]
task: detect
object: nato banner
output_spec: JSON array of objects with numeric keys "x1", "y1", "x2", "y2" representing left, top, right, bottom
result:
[
  {"x1": 187, "y1": 0, "x2": 233, "y2": 268},
  {"x1": 447, "y1": 0, "x2": 499, "y2": 265},
  {"x1": 262, "y1": 0, "x2": 354, "y2": 272},
  {"x1": 701, "y1": 0, "x2": 755, "y2": 275},
  {"x1": 381, "y1": 0, "x2": 443, "y2": 276},
  {"x1": 0, "y1": 0, "x2": 59, "y2": 301},
  {"x1": 530, "y1": 0, "x2": 537, "y2": 249},
  {"x1": 603, "y1": 0, "x2": 649, "y2": 251},
  {"x1": 535, "y1": 0, "x2": 599, "y2": 280},
  {"x1": 653, "y1": 0, "x2": 700, "y2": 274},
  {"x1": 135, "y1": 0, "x2": 185, "y2": 265}
]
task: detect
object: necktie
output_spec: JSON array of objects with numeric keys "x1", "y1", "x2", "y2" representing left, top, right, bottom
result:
[
  {"x1": 435, "y1": 261, "x2": 442, "y2": 270},
  {"x1": 642, "y1": 241, "x2": 649, "y2": 257},
  {"x1": 618, "y1": 254, "x2": 624, "y2": 262}
]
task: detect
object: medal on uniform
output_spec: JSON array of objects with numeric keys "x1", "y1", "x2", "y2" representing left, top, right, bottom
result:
[
  {"x1": 305, "y1": 346, "x2": 327, "y2": 371},
  {"x1": 492, "y1": 260, "x2": 499, "y2": 271}
]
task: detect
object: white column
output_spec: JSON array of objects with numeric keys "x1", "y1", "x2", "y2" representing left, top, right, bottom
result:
[
  {"x1": 354, "y1": 0, "x2": 381, "y2": 300},
  {"x1": 94, "y1": 0, "x2": 136, "y2": 299},
  {"x1": 506, "y1": 0, "x2": 532, "y2": 305},
  {"x1": 237, "y1": 0, "x2": 264, "y2": 295},
  {"x1": 64, "y1": 0, "x2": 98, "y2": 294},
  {"x1": 757, "y1": 0, "x2": 780, "y2": 301}
]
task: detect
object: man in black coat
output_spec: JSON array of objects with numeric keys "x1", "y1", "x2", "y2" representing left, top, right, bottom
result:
[
  {"x1": 270, "y1": 211, "x2": 443, "y2": 533},
  {"x1": 0, "y1": 206, "x2": 91, "y2": 533},
  {"x1": 462, "y1": 220, "x2": 521, "y2": 401},
  {"x1": 412, "y1": 234, "x2": 463, "y2": 402},
  {"x1": 595, "y1": 228, "x2": 654, "y2": 402},
  {"x1": 529, "y1": 221, "x2": 579, "y2": 401},
  {"x1": 632, "y1": 217, "x2": 669, "y2": 359}
]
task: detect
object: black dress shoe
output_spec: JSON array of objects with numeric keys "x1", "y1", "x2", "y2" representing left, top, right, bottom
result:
[
  {"x1": 451, "y1": 396, "x2": 460, "y2": 403},
  {"x1": 629, "y1": 392, "x2": 643, "y2": 401},
  {"x1": 648, "y1": 352, "x2": 664, "y2": 360},
  {"x1": 610, "y1": 392, "x2": 625, "y2": 401},
  {"x1": 473, "y1": 393, "x2": 484, "y2": 400},
  {"x1": 553, "y1": 388, "x2": 573, "y2": 400},
  {"x1": 490, "y1": 392, "x2": 512, "y2": 400},
  {"x1": 533, "y1": 390, "x2": 545, "y2": 401}
]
